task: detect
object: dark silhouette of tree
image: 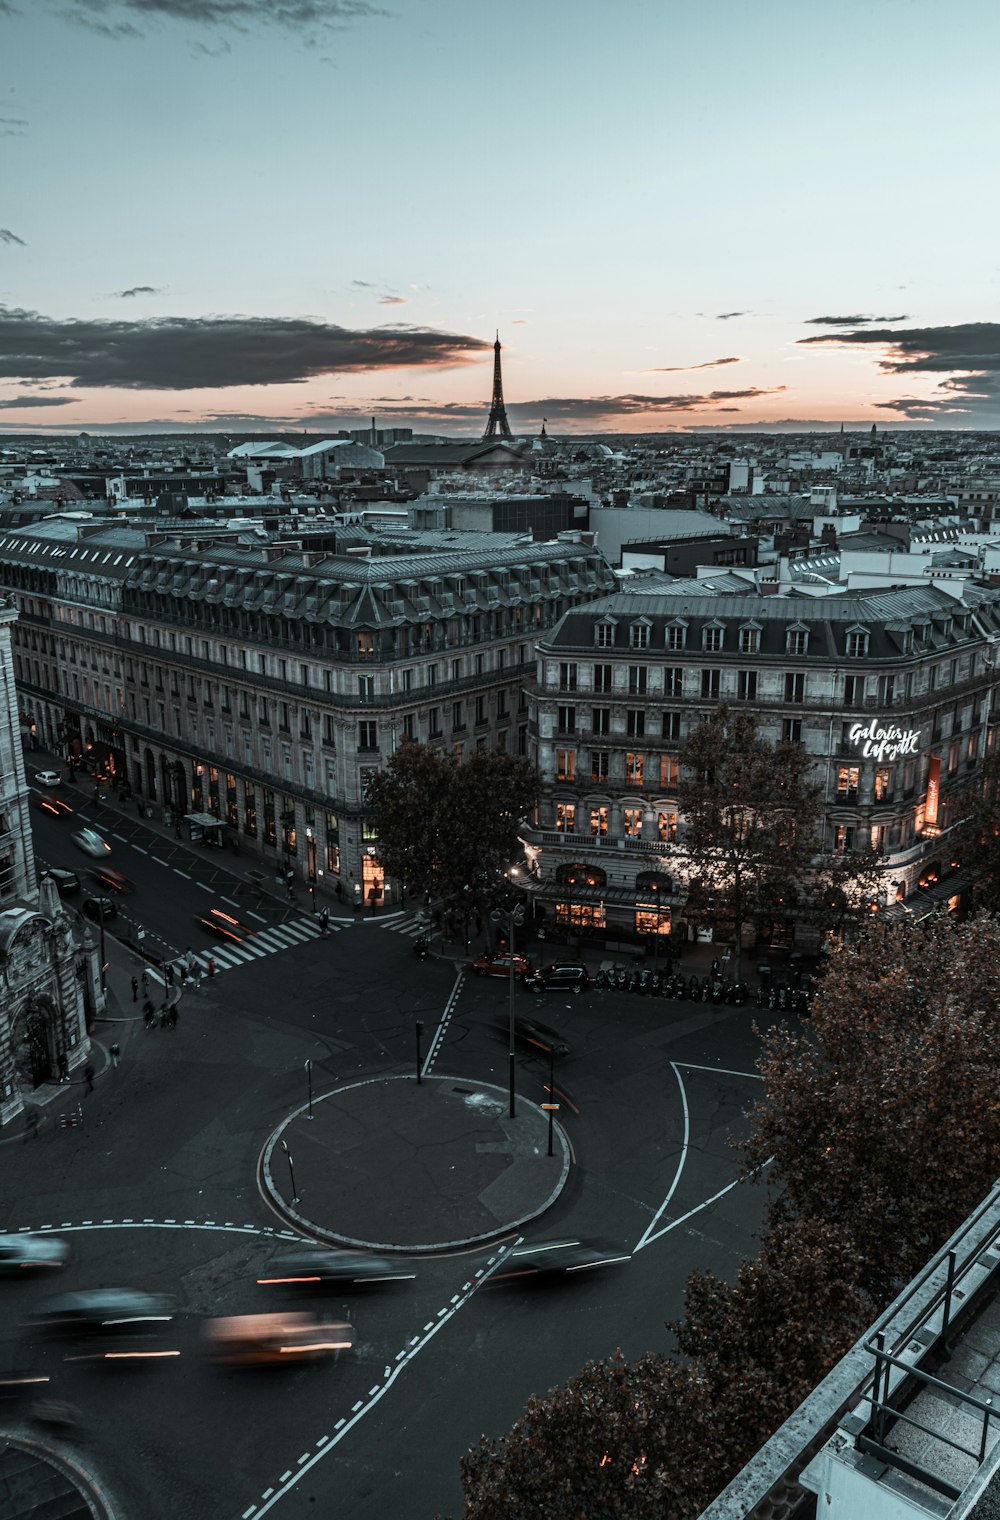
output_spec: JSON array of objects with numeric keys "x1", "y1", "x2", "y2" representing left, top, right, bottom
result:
[
  {"x1": 365, "y1": 742, "x2": 538, "y2": 909},
  {"x1": 948, "y1": 748, "x2": 1000, "y2": 914}
]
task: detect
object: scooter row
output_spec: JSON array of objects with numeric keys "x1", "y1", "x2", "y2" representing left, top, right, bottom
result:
[{"x1": 594, "y1": 967, "x2": 752, "y2": 1004}]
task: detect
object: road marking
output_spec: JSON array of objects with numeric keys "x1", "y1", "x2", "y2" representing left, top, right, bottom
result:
[
  {"x1": 633, "y1": 1062, "x2": 690, "y2": 1254},
  {"x1": 636, "y1": 1169, "x2": 768, "y2": 1251},
  {"x1": 194, "y1": 881, "x2": 214, "y2": 895},
  {"x1": 133, "y1": 845, "x2": 149, "y2": 855},
  {"x1": 422, "y1": 969, "x2": 464, "y2": 1076},
  {"x1": 676, "y1": 1061, "x2": 762, "y2": 1080},
  {"x1": 221, "y1": 896, "x2": 239, "y2": 907},
  {"x1": 248, "y1": 910, "x2": 267, "y2": 923},
  {"x1": 240, "y1": 1240, "x2": 519, "y2": 1519},
  {"x1": 172, "y1": 868, "x2": 190, "y2": 880},
  {"x1": 111, "y1": 833, "x2": 128, "y2": 843}
]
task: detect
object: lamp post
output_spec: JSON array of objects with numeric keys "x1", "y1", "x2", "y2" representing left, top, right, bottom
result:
[{"x1": 492, "y1": 896, "x2": 526, "y2": 1120}]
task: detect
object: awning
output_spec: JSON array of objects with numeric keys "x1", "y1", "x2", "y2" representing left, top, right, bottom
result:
[{"x1": 185, "y1": 812, "x2": 224, "y2": 829}]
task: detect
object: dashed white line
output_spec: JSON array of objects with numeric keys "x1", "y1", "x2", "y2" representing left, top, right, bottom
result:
[
  {"x1": 172, "y1": 868, "x2": 190, "y2": 879},
  {"x1": 351, "y1": 1401, "x2": 363, "y2": 1412},
  {"x1": 279, "y1": 1470, "x2": 292, "y2": 1483},
  {"x1": 133, "y1": 845, "x2": 149, "y2": 855},
  {"x1": 248, "y1": 910, "x2": 267, "y2": 923},
  {"x1": 195, "y1": 881, "x2": 214, "y2": 894},
  {"x1": 242, "y1": 1507, "x2": 257, "y2": 1519},
  {"x1": 297, "y1": 1453, "x2": 309, "y2": 1465},
  {"x1": 221, "y1": 896, "x2": 239, "y2": 907},
  {"x1": 111, "y1": 833, "x2": 128, "y2": 843},
  {"x1": 334, "y1": 1419, "x2": 345, "y2": 1430}
]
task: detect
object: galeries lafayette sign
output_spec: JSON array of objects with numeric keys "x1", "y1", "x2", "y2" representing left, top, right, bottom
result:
[{"x1": 849, "y1": 719, "x2": 920, "y2": 761}]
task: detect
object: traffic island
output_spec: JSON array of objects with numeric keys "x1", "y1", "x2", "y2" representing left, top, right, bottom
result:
[{"x1": 261, "y1": 1075, "x2": 571, "y2": 1253}]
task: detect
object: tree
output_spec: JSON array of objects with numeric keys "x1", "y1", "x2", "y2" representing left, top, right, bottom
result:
[
  {"x1": 947, "y1": 748, "x2": 1000, "y2": 914},
  {"x1": 365, "y1": 742, "x2": 538, "y2": 910},
  {"x1": 742, "y1": 914, "x2": 1000, "y2": 1302}
]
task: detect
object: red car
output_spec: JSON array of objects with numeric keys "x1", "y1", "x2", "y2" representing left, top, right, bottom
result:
[
  {"x1": 472, "y1": 951, "x2": 533, "y2": 979},
  {"x1": 34, "y1": 795, "x2": 73, "y2": 819}
]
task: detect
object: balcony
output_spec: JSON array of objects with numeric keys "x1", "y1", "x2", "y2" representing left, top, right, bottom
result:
[{"x1": 520, "y1": 822, "x2": 672, "y2": 857}]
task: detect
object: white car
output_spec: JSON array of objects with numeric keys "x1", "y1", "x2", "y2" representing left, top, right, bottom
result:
[
  {"x1": 0, "y1": 1236, "x2": 69, "y2": 1274},
  {"x1": 71, "y1": 828, "x2": 111, "y2": 858},
  {"x1": 34, "y1": 771, "x2": 62, "y2": 788}
]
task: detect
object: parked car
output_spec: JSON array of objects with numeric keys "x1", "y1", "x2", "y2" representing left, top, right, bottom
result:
[
  {"x1": 202, "y1": 1312, "x2": 354, "y2": 1366},
  {"x1": 0, "y1": 1236, "x2": 69, "y2": 1275},
  {"x1": 82, "y1": 895, "x2": 117, "y2": 922},
  {"x1": 34, "y1": 771, "x2": 62, "y2": 788},
  {"x1": 71, "y1": 828, "x2": 111, "y2": 858},
  {"x1": 524, "y1": 962, "x2": 590, "y2": 996},
  {"x1": 472, "y1": 951, "x2": 533, "y2": 979},
  {"x1": 91, "y1": 865, "x2": 134, "y2": 894},
  {"x1": 34, "y1": 794, "x2": 73, "y2": 819},
  {"x1": 40, "y1": 868, "x2": 80, "y2": 896}
]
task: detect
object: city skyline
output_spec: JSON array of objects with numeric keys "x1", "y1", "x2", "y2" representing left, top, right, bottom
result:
[{"x1": 2, "y1": 0, "x2": 999, "y2": 434}]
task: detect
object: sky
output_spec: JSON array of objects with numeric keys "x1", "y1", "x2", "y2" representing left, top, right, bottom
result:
[{"x1": 2, "y1": 0, "x2": 1000, "y2": 436}]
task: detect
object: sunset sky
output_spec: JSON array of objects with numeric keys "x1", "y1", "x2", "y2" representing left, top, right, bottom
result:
[{"x1": 2, "y1": 0, "x2": 999, "y2": 434}]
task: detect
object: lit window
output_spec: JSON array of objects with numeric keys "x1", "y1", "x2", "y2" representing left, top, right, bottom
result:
[
  {"x1": 623, "y1": 807, "x2": 643, "y2": 837},
  {"x1": 590, "y1": 806, "x2": 608, "y2": 836},
  {"x1": 555, "y1": 803, "x2": 576, "y2": 833},
  {"x1": 556, "y1": 748, "x2": 575, "y2": 782},
  {"x1": 625, "y1": 753, "x2": 643, "y2": 785},
  {"x1": 659, "y1": 755, "x2": 678, "y2": 789}
]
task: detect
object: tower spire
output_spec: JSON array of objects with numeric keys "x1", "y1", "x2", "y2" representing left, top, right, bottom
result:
[{"x1": 483, "y1": 332, "x2": 513, "y2": 440}]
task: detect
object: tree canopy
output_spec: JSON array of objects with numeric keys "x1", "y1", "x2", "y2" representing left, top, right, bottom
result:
[
  {"x1": 948, "y1": 748, "x2": 1000, "y2": 914},
  {"x1": 365, "y1": 743, "x2": 538, "y2": 908}
]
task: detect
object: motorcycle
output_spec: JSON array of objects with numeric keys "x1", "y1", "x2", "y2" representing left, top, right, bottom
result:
[
  {"x1": 636, "y1": 970, "x2": 651, "y2": 996},
  {"x1": 732, "y1": 982, "x2": 748, "y2": 1006},
  {"x1": 648, "y1": 970, "x2": 662, "y2": 996},
  {"x1": 614, "y1": 967, "x2": 629, "y2": 992},
  {"x1": 594, "y1": 968, "x2": 607, "y2": 991},
  {"x1": 689, "y1": 975, "x2": 702, "y2": 1002},
  {"x1": 413, "y1": 935, "x2": 430, "y2": 960}
]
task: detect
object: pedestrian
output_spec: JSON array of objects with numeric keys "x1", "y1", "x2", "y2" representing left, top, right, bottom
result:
[
  {"x1": 286, "y1": 881, "x2": 295, "y2": 901},
  {"x1": 130, "y1": 975, "x2": 138, "y2": 1003},
  {"x1": 207, "y1": 955, "x2": 216, "y2": 977},
  {"x1": 143, "y1": 998, "x2": 155, "y2": 1029},
  {"x1": 23, "y1": 1109, "x2": 39, "y2": 1141},
  {"x1": 179, "y1": 961, "x2": 188, "y2": 985},
  {"x1": 165, "y1": 963, "x2": 174, "y2": 988},
  {"x1": 191, "y1": 964, "x2": 202, "y2": 990},
  {"x1": 185, "y1": 948, "x2": 197, "y2": 978},
  {"x1": 83, "y1": 1062, "x2": 94, "y2": 1093},
  {"x1": 141, "y1": 969, "x2": 149, "y2": 997},
  {"x1": 335, "y1": 880, "x2": 343, "y2": 901},
  {"x1": 167, "y1": 1005, "x2": 177, "y2": 1030},
  {"x1": 319, "y1": 907, "x2": 330, "y2": 938},
  {"x1": 57, "y1": 1051, "x2": 68, "y2": 1085},
  {"x1": 110, "y1": 1041, "x2": 120, "y2": 1069}
]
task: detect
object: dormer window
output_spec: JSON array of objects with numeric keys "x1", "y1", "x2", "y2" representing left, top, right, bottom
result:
[
  {"x1": 665, "y1": 620, "x2": 687, "y2": 652},
  {"x1": 786, "y1": 625, "x2": 809, "y2": 656},
  {"x1": 703, "y1": 622, "x2": 725, "y2": 653},
  {"x1": 739, "y1": 624, "x2": 761, "y2": 655},
  {"x1": 595, "y1": 620, "x2": 616, "y2": 649},
  {"x1": 630, "y1": 620, "x2": 651, "y2": 650},
  {"x1": 846, "y1": 626, "x2": 869, "y2": 659}
]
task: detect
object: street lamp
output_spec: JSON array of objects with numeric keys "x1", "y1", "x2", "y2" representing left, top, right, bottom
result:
[{"x1": 492, "y1": 896, "x2": 526, "y2": 1119}]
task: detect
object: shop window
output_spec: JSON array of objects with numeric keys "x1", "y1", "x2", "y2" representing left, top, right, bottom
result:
[{"x1": 555, "y1": 902, "x2": 606, "y2": 929}]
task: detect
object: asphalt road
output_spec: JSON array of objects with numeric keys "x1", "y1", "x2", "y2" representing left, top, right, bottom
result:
[{"x1": 5, "y1": 796, "x2": 777, "y2": 1520}]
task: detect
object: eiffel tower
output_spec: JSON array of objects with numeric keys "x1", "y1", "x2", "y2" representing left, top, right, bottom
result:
[{"x1": 482, "y1": 332, "x2": 513, "y2": 440}]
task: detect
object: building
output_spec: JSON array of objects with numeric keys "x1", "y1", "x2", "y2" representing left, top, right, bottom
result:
[
  {"x1": 0, "y1": 596, "x2": 93, "y2": 1129},
  {"x1": 522, "y1": 585, "x2": 1000, "y2": 947},
  {"x1": 2, "y1": 519, "x2": 616, "y2": 904}
]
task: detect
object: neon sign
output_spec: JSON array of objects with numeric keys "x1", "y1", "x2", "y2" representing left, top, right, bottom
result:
[{"x1": 848, "y1": 720, "x2": 920, "y2": 762}]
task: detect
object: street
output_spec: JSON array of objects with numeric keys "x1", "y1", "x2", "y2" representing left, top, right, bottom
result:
[{"x1": 3, "y1": 789, "x2": 775, "y2": 1520}]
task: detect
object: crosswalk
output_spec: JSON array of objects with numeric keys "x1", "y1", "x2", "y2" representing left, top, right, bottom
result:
[
  {"x1": 372, "y1": 910, "x2": 428, "y2": 938},
  {"x1": 150, "y1": 914, "x2": 344, "y2": 984}
]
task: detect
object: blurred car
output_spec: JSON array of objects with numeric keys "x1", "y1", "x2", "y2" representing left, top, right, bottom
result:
[
  {"x1": 34, "y1": 794, "x2": 73, "y2": 819},
  {"x1": 524, "y1": 962, "x2": 590, "y2": 996},
  {"x1": 71, "y1": 828, "x2": 111, "y2": 858},
  {"x1": 202, "y1": 1312, "x2": 353, "y2": 1366},
  {"x1": 41, "y1": 868, "x2": 80, "y2": 897},
  {"x1": 28, "y1": 1290, "x2": 175, "y2": 1351},
  {"x1": 34, "y1": 771, "x2": 62, "y2": 788},
  {"x1": 196, "y1": 908, "x2": 254, "y2": 944},
  {"x1": 491, "y1": 1239, "x2": 630, "y2": 1283},
  {"x1": 494, "y1": 1013, "x2": 570, "y2": 1058},
  {"x1": 257, "y1": 1249, "x2": 415, "y2": 1289},
  {"x1": 82, "y1": 895, "x2": 117, "y2": 922},
  {"x1": 91, "y1": 865, "x2": 134, "y2": 894},
  {"x1": 0, "y1": 1235, "x2": 69, "y2": 1274},
  {"x1": 472, "y1": 951, "x2": 533, "y2": 979}
]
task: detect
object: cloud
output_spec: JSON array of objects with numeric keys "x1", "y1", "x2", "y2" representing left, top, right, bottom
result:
[
  {"x1": 798, "y1": 320, "x2": 1000, "y2": 421},
  {"x1": 714, "y1": 311, "x2": 748, "y2": 320},
  {"x1": 0, "y1": 117, "x2": 28, "y2": 137},
  {"x1": 511, "y1": 319, "x2": 528, "y2": 325},
  {"x1": 351, "y1": 279, "x2": 375, "y2": 287},
  {"x1": 113, "y1": 285, "x2": 164, "y2": 298},
  {"x1": 804, "y1": 313, "x2": 909, "y2": 325},
  {"x1": 58, "y1": 0, "x2": 385, "y2": 34},
  {"x1": 378, "y1": 295, "x2": 407, "y2": 306},
  {"x1": 0, "y1": 306, "x2": 490, "y2": 390},
  {"x1": 649, "y1": 356, "x2": 740, "y2": 373},
  {"x1": 0, "y1": 229, "x2": 26, "y2": 247},
  {"x1": 0, "y1": 395, "x2": 79, "y2": 409}
]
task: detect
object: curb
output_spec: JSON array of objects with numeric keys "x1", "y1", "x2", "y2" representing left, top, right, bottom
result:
[{"x1": 1, "y1": 1432, "x2": 120, "y2": 1520}]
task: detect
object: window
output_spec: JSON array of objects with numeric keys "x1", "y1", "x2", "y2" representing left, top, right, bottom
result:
[
  {"x1": 625, "y1": 753, "x2": 644, "y2": 785},
  {"x1": 325, "y1": 813, "x2": 340, "y2": 873},
  {"x1": 662, "y1": 711, "x2": 681, "y2": 742},
  {"x1": 843, "y1": 674, "x2": 863, "y2": 707},
  {"x1": 590, "y1": 806, "x2": 608, "y2": 836},
  {"x1": 870, "y1": 824, "x2": 885, "y2": 854},
  {"x1": 555, "y1": 803, "x2": 576, "y2": 832},
  {"x1": 784, "y1": 672, "x2": 805, "y2": 704},
  {"x1": 738, "y1": 670, "x2": 758, "y2": 701},
  {"x1": 279, "y1": 702, "x2": 290, "y2": 731},
  {"x1": 701, "y1": 670, "x2": 720, "y2": 700},
  {"x1": 703, "y1": 625, "x2": 724, "y2": 653},
  {"x1": 594, "y1": 663, "x2": 613, "y2": 693},
  {"x1": 659, "y1": 754, "x2": 678, "y2": 789},
  {"x1": 837, "y1": 766, "x2": 859, "y2": 802},
  {"x1": 402, "y1": 713, "x2": 416, "y2": 742},
  {"x1": 623, "y1": 807, "x2": 643, "y2": 837},
  {"x1": 786, "y1": 627, "x2": 808, "y2": 656},
  {"x1": 833, "y1": 823, "x2": 855, "y2": 854},
  {"x1": 358, "y1": 675, "x2": 374, "y2": 704},
  {"x1": 846, "y1": 628, "x2": 869, "y2": 658},
  {"x1": 664, "y1": 667, "x2": 683, "y2": 698},
  {"x1": 592, "y1": 707, "x2": 610, "y2": 735},
  {"x1": 881, "y1": 674, "x2": 898, "y2": 705},
  {"x1": 630, "y1": 622, "x2": 649, "y2": 650},
  {"x1": 739, "y1": 626, "x2": 760, "y2": 655},
  {"x1": 556, "y1": 748, "x2": 576, "y2": 782},
  {"x1": 874, "y1": 767, "x2": 892, "y2": 801},
  {"x1": 628, "y1": 665, "x2": 648, "y2": 695},
  {"x1": 782, "y1": 718, "x2": 802, "y2": 744},
  {"x1": 591, "y1": 750, "x2": 610, "y2": 782},
  {"x1": 452, "y1": 701, "x2": 465, "y2": 731},
  {"x1": 626, "y1": 709, "x2": 645, "y2": 738},
  {"x1": 559, "y1": 662, "x2": 578, "y2": 692},
  {"x1": 475, "y1": 695, "x2": 487, "y2": 725},
  {"x1": 557, "y1": 705, "x2": 576, "y2": 734},
  {"x1": 428, "y1": 706, "x2": 442, "y2": 738},
  {"x1": 658, "y1": 811, "x2": 678, "y2": 843},
  {"x1": 595, "y1": 623, "x2": 615, "y2": 648},
  {"x1": 666, "y1": 623, "x2": 686, "y2": 652},
  {"x1": 358, "y1": 721, "x2": 378, "y2": 750}
]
